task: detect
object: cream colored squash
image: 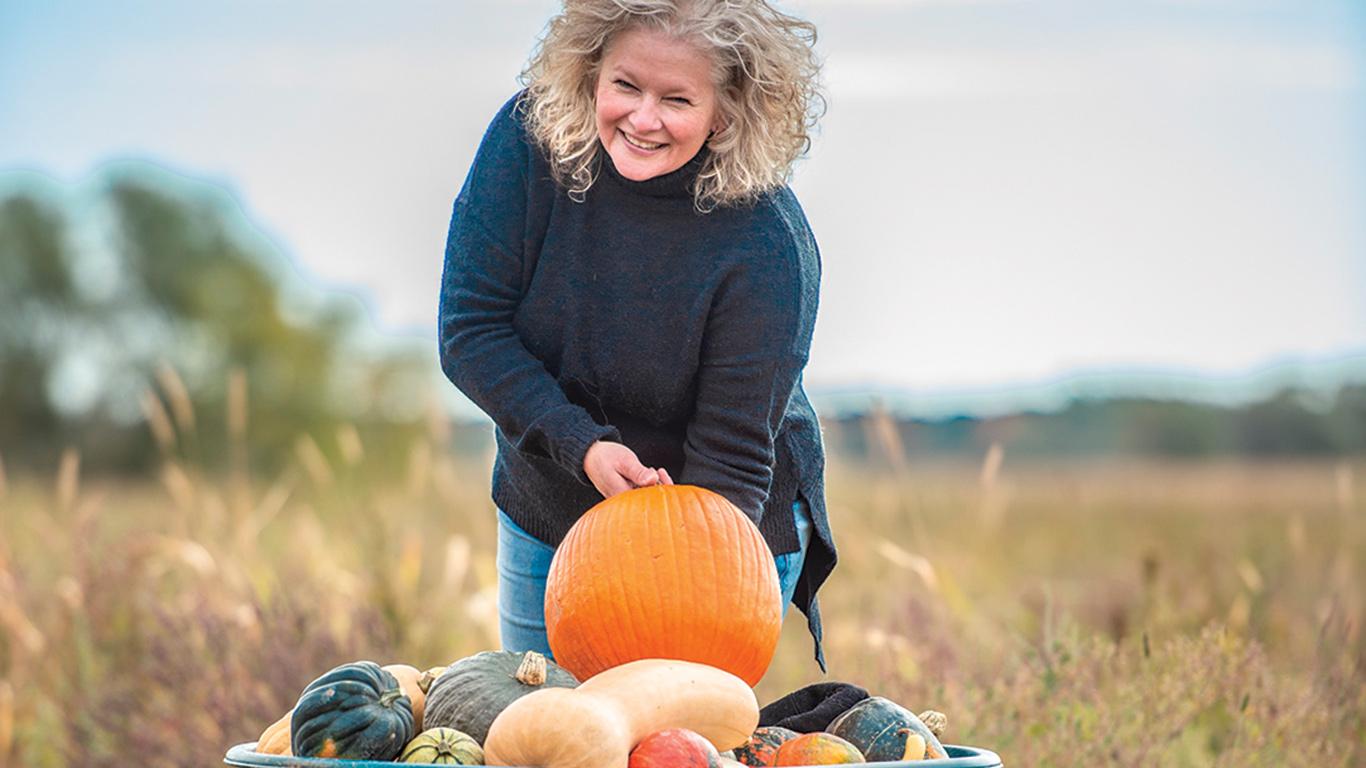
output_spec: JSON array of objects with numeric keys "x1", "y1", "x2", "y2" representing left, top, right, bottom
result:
[
  {"x1": 255, "y1": 709, "x2": 293, "y2": 755},
  {"x1": 483, "y1": 658, "x2": 759, "y2": 768}
]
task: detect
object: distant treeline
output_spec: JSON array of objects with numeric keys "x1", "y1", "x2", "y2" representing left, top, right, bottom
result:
[
  {"x1": 5, "y1": 163, "x2": 1362, "y2": 477},
  {"x1": 824, "y1": 385, "x2": 1366, "y2": 464},
  {"x1": 0, "y1": 164, "x2": 433, "y2": 476}
]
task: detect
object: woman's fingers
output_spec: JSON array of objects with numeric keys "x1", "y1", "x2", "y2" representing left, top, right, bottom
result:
[{"x1": 584, "y1": 441, "x2": 671, "y2": 498}]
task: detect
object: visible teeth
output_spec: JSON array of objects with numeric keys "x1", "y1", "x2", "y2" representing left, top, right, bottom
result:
[{"x1": 623, "y1": 132, "x2": 665, "y2": 150}]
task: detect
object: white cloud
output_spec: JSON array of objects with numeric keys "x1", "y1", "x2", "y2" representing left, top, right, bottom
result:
[
  {"x1": 102, "y1": 41, "x2": 524, "y2": 96},
  {"x1": 824, "y1": 50, "x2": 1100, "y2": 99},
  {"x1": 1147, "y1": 39, "x2": 1357, "y2": 92},
  {"x1": 824, "y1": 39, "x2": 1358, "y2": 101}
]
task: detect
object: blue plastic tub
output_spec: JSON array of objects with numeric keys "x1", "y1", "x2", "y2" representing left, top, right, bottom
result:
[{"x1": 224, "y1": 741, "x2": 1003, "y2": 767}]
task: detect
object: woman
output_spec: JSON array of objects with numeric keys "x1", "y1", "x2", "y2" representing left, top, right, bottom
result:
[{"x1": 438, "y1": 0, "x2": 835, "y2": 670}]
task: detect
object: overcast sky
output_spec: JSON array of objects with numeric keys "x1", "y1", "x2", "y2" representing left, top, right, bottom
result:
[{"x1": 3, "y1": 0, "x2": 1364, "y2": 415}]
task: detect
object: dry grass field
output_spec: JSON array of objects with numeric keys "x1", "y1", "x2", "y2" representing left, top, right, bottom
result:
[{"x1": 0, "y1": 419, "x2": 1362, "y2": 767}]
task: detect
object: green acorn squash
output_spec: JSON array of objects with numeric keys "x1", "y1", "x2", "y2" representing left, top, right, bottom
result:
[
  {"x1": 733, "y1": 726, "x2": 799, "y2": 766},
  {"x1": 826, "y1": 696, "x2": 947, "y2": 761},
  {"x1": 424, "y1": 650, "x2": 578, "y2": 745},
  {"x1": 399, "y1": 727, "x2": 485, "y2": 764},
  {"x1": 290, "y1": 660, "x2": 416, "y2": 760}
]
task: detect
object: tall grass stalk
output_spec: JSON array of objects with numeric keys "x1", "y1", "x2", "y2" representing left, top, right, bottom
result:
[{"x1": 0, "y1": 408, "x2": 1360, "y2": 766}]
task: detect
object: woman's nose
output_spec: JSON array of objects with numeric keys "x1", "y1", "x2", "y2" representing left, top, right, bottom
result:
[{"x1": 629, "y1": 98, "x2": 663, "y2": 133}]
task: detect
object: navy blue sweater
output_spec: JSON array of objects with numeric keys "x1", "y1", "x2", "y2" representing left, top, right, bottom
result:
[{"x1": 438, "y1": 94, "x2": 835, "y2": 666}]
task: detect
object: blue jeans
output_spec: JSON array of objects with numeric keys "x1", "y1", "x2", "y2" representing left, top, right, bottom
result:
[{"x1": 496, "y1": 501, "x2": 814, "y2": 657}]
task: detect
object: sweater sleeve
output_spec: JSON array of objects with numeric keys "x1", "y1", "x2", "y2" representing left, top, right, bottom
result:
[
  {"x1": 438, "y1": 96, "x2": 619, "y2": 482},
  {"x1": 679, "y1": 198, "x2": 820, "y2": 521}
]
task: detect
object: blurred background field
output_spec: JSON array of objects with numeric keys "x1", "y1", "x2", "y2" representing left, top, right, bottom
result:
[
  {"x1": 0, "y1": 392, "x2": 1362, "y2": 766},
  {"x1": 0, "y1": 161, "x2": 1364, "y2": 768},
  {"x1": 3, "y1": 0, "x2": 1366, "y2": 765}
]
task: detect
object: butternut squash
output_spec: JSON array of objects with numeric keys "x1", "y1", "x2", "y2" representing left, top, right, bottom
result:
[
  {"x1": 483, "y1": 658, "x2": 759, "y2": 768},
  {"x1": 255, "y1": 709, "x2": 293, "y2": 755}
]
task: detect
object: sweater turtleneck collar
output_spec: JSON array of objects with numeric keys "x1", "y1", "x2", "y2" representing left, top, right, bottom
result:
[{"x1": 599, "y1": 144, "x2": 710, "y2": 201}]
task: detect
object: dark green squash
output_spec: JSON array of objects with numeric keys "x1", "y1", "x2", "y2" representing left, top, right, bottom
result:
[
  {"x1": 399, "y1": 727, "x2": 485, "y2": 764},
  {"x1": 423, "y1": 650, "x2": 578, "y2": 745},
  {"x1": 290, "y1": 660, "x2": 416, "y2": 760},
  {"x1": 732, "y1": 725, "x2": 799, "y2": 766},
  {"x1": 826, "y1": 696, "x2": 947, "y2": 761}
]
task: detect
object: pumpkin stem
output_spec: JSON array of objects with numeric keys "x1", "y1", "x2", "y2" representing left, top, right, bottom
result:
[
  {"x1": 513, "y1": 651, "x2": 548, "y2": 686},
  {"x1": 379, "y1": 687, "x2": 405, "y2": 708},
  {"x1": 917, "y1": 710, "x2": 948, "y2": 738},
  {"x1": 417, "y1": 668, "x2": 441, "y2": 694}
]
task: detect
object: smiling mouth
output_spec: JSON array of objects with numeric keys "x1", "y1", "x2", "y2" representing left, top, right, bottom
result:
[{"x1": 621, "y1": 130, "x2": 666, "y2": 151}]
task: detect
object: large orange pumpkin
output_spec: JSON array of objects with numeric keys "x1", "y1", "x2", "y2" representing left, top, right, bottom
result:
[{"x1": 544, "y1": 484, "x2": 782, "y2": 686}]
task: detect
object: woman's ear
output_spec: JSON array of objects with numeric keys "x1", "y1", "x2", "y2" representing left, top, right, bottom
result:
[{"x1": 709, "y1": 116, "x2": 728, "y2": 141}]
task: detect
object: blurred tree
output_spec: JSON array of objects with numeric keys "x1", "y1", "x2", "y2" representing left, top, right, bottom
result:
[
  {"x1": 1325, "y1": 386, "x2": 1366, "y2": 453},
  {"x1": 106, "y1": 178, "x2": 357, "y2": 469},
  {"x1": 1234, "y1": 391, "x2": 1340, "y2": 456},
  {"x1": 820, "y1": 383, "x2": 1366, "y2": 465},
  {"x1": 0, "y1": 195, "x2": 80, "y2": 463},
  {"x1": 0, "y1": 165, "x2": 432, "y2": 474}
]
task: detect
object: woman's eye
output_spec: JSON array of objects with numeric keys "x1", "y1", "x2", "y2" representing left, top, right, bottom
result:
[
  {"x1": 614, "y1": 79, "x2": 638, "y2": 91},
  {"x1": 666, "y1": 97, "x2": 692, "y2": 106}
]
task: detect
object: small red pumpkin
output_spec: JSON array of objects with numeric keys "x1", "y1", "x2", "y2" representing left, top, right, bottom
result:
[
  {"x1": 773, "y1": 732, "x2": 865, "y2": 765},
  {"x1": 733, "y1": 726, "x2": 800, "y2": 766},
  {"x1": 545, "y1": 485, "x2": 782, "y2": 686},
  {"x1": 630, "y1": 728, "x2": 722, "y2": 768}
]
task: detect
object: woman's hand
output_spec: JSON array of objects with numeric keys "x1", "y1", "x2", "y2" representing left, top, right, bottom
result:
[{"x1": 584, "y1": 440, "x2": 674, "y2": 499}]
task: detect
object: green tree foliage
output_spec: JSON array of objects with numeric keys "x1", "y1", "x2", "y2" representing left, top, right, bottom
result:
[
  {"x1": 829, "y1": 384, "x2": 1366, "y2": 463},
  {"x1": 0, "y1": 164, "x2": 431, "y2": 474},
  {"x1": 0, "y1": 195, "x2": 76, "y2": 457}
]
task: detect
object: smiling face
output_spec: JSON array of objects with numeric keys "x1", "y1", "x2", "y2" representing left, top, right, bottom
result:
[{"x1": 594, "y1": 27, "x2": 721, "y2": 182}]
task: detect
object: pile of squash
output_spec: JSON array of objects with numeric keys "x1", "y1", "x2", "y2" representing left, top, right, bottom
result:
[
  {"x1": 252, "y1": 651, "x2": 950, "y2": 766},
  {"x1": 254, "y1": 651, "x2": 755, "y2": 765},
  {"x1": 252, "y1": 649, "x2": 576, "y2": 764},
  {"x1": 248, "y1": 486, "x2": 954, "y2": 765},
  {"x1": 728, "y1": 699, "x2": 951, "y2": 765}
]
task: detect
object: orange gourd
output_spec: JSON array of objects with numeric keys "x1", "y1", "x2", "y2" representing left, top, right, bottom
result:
[
  {"x1": 545, "y1": 485, "x2": 782, "y2": 686},
  {"x1": 773, "y1": 733, "x2": 865, "y2": 765},
  {"x1": 384, "y1": 664, "x2": 429, "y2": 733}
]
